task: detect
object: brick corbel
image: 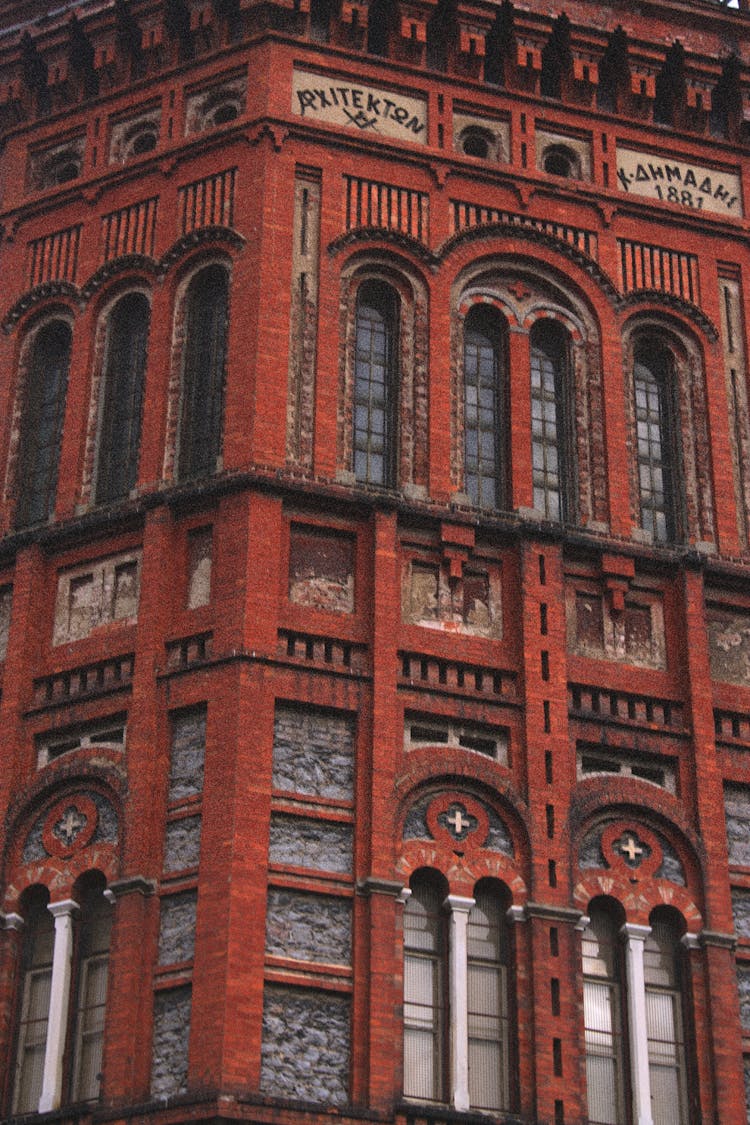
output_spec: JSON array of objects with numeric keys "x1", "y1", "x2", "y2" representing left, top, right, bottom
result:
[{"x1": 600, "y1": 551, "x2": 635, "y2": 616}]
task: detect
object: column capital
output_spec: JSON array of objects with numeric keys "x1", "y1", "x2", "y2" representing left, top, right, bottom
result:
[
  {"x1": 620, "y1": 921, "x2": 651, "y2": 943},
  {"x1": 527, "y1": 901, "x2": 588, "y2": 925},
  {"x1": 699, "y1": 928, "x2": 736, "y2": 951},
  {"x1": 1, "y1": 911, "x2": 24, "y2": 931},
  {"x1": 358, "y1": 876, "x2": 407, "y2": 898},
  {"x1": 507, "y1": 904, "x2": 527, "y2": 925},
  {"x1": 444, "y1": 894, "x2": 475, "y2": 914},
  {"x1": 105, "y1": 875, "x2": 157, "y2": 901},
  {"x1": 47, "y1": 898, "x2": 79, "y2": 920}
]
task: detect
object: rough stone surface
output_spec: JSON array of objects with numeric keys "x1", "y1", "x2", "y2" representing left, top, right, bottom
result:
[
  {"x1": 738, "y1": 965, "x2": 750, "y2": 1029},
  {"x1": 268, "y1": 813, "x2": 352, "y2": 874},
  {"x1": 260, "y1": 985, "x2": 350, "y2": 1106},
  {"x1": 53, "y1": 551, "x2": 141, "y2": 645},
  {"x1": 151, "y1": 986, "x2": 191, "y2": 1097},
  {"x1": 0, "y1": 584, "x2": 12, "y2": 661},
  {"x1": 158, "y1": 891, "x2": 197, "y2": 965},
  {"x1": 169, "y1": 710, "x2": 206, "y2": 801},
  {"x1": 745, "y1": 1056, "x2": 750, "y2": 1122},
  {"x1": 272, "y1": 706, "x2": 354, "y2": 800},
  {"x1": 485, "y1": 807, "x2": 514, "y2": 856},
  {"x1": 265, "y1": 888, "x2": 352, "y2": 964},
  {"x1": 164, "y1": 815, "x2": 202, "y2": 873},
  {"x1": 186, "y1": 527, "x2": 212, "y2": 609},
  {"x1": 725, "y1": 784, "x2": 750, "y2": 866},
  {"x1": 733, "y1": 888, "x2": 750, "y2": 939},
  {"x1": 288, "y1": 527, "x2": 354, "y2": 612},
  {"x1": 708, "y1": 612, "x2": 750, "y2": 685},
  {"x1": 403, "y1": 797, "x2": 431, "y2": 840},
  {"x1": 654, "y1": 838, "x2": 686, "y2": 886}
]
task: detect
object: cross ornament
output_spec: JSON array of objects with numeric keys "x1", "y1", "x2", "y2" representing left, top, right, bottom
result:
[
  {"x1": 619, "y1": 835, "x2": 643, "y2": 863},
  {"x1": 53, "y1": 806, "x2": 87, "y2": 846},
  {"x1": 438, "y1": 802, "x2": 478, "y2": 842}
]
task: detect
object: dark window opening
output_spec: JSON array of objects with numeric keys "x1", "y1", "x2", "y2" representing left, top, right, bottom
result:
[
  {"x1": 543, "y1": 145, "x2": 577, "y2": 177},
  {"x1": 462, "y1": 131, "x2": 490, "y2": 158},
  {"x1": 633, "y1": 341, "x2": 681, "y2": 543},
  {"x1": 530, "y1": 319, "x2": 575, "y2": 522},
  {"x1": 16, "y1": 321, "x2": 71, "y2": 529},
  {"x1": 177, "y1": 265, "x2": 229, "y2": 481},
  {"x1": 464, "y1": 305, "x2": 506, "y2": 510},
  {"x1": 95, "y1": 292, "x2": 150, "y2": 505},
  {"x1": 129, "y1": 129, "x2": 157, "y2": 155},
  {"x1": 212, "y1": 101, "x2": 239, "y2": 125}
]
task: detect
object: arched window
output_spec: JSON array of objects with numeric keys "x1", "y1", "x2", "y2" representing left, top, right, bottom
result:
[
  {"x1": 16, "y1": 320, "x2": 72, "y2": 529},
  {"x1": 12, "y1": 878, "x2": 112, "y2": 1114},
  {"x1": 633, "y1": 341, "x2": 681, "y2": 542},
  {"x1": 582, "y1": 903, "x2": 626, "y2": 1125},
  {"x1": 403, "y1": 871, "x2": 445, "y2": 1102},
  {"x1": 467, "y1": 882, "x2": 510, "y2": 1111},
  {"x1": 644, "y1": 910, "x2": 688, "y2": 1124},
  {"x1": 12, "y1": 889, "x2": 54, "y2": 1114},
  {"x1": 353, "y1": 280, "x2": 398, "y2": 487},
  {"x1": 177, "y1": 265, "x2": 229, "y2": 481},
  {"x1": 464, "y1": 307, "x2": 506, "y2": 510},
  {"x1": 582, "y1": 901, "x2": 689, "y2": 1125},
  {"x1": 404, "y1": 873, "x2": 513, "y2": 1112},
  {"x1": 95, "y1": 292, "x2": 150, "y2": 504},
  {"x1": 530, "y1": 319, "x2": 574, "y2": 521}
]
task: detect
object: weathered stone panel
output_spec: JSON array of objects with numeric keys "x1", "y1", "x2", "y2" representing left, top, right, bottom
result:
[
  {"x1": 725, "y1": 784, "x2": 750, "y2": 867},
  {"x1": 738, "y1": 965, "x2": 750, "y2": 1029},
  {"x1": 151, "y1": 986, "x2": 191, "y2": 1097},
  {"x1": 272, "y1": 706, "x2": 354, "y2": 800},
  {"x1": 260, "y1": 985, "x2": 350, "y2": 1105},
  {"x1": 169, "y1": 709, "x2": 206, "y2": 801},
  {"x1": 708, "y1": 611, "x2": 750, "y2": 685},
  {"x1": 268, "y1": 813, "x2": 352, "y2": 874},
  {"x1": 288, "y1": 526, "x2": 354, "y2": 612},
  {"x1": 158, "y1": 891, "x2": 197, "y2": 965},
  {"x1": 733, "y1": 888, "x2": 750, "y2": 939},
  {"x1": 164, "y1": 815, "x2": 202, "y2": 873},
  {"x1": 265, "y1": 889, "x2": 352, "y2": 964}
]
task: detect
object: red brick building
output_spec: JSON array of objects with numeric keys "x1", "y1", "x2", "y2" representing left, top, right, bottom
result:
[{"x1": 0, "y1": 0, "x2": 749, "y2": 1120}]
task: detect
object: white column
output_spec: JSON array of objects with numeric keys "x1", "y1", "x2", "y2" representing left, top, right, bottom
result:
[
  {"x1": 621, "y1": 922, "x2": 653, "y2": 1125},
  {"x1": 39, "y1": 898, "x2": 79, "y2": 1113},
  {"x1": 445, "y1": 894, "x2": 475, "y2": 1112}
]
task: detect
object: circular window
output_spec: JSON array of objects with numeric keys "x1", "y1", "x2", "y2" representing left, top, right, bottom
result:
[
  {"x1": 212, "y1": 102, "x2": 239, "y2": 126},
  {"x1": 543, "y1": 145, "x2": 578, "y2": 178},
  {"x1": 130, "y1": 129, "x2": 157, "y2": 156},
  {"x1": 463, "y1": 131, "x2": 490, "y2": 159},
  {"x1": 54, "y1": 160, "x2": 80, "y2": 184}
]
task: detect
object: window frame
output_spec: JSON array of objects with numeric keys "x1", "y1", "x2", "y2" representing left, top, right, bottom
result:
[
  {"x1": 352, "y1": 279, "x2": 399, "y2": 488},
  {"x1": 530, "y1": 317, "x2": 576, "y2": 523},
  {"x1": 632, "y1": 338, "x2": 683, "y2": 544},
  {"x1": 463, "y1": 304, "x2": 507, "y2": 511}
]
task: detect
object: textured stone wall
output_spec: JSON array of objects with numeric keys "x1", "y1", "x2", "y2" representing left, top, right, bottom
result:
[
  {"x1": 53, "y1": 551, "x2": 141, "y2": 645},
  {"x1": 725, "y1": 784, "x2": 750, "y2": 866},
  {"x1": 708, "y1": 611, "x2": 750, "y2": 685},
  {"x1": 738, "y1": 965, "x2": 750, "y2": 1029},
  {"x1": 733, "y1": 888, "x2": 750, "y2": 939},
  {"x1": 186, "y1": 526, "x2": 212, "y2": 609},
  {"x1": 268, "y1": 813, "x2": 352, "y2": 874},
  {"x1": 272, "y1": 706, "x2": 354, "y2": 800},
  {"x1": 158, "y1": 891, "x2": 197, "y2": 965},
  {"x1": 164, "y1": 815, "x2": 202, "y2": 873},
  {"x1": 265, "y1": 889, "x2": 352, "y2": 964},
  {"x1": 151, "y1": 986, "x2": 192, "y2": 1097},
  {"x1": 169, "y1": 709, "x2": 206, "y2": 801},
  {"x1": 288, "y1": 527, "x2": 354, "y2": 613},
  {"x1": 260, "y1": 985, "x2": 350, "y2": 1105}
]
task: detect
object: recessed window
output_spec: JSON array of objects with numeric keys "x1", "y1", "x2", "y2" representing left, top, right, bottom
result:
[
  {"x1": 633, "y1": 340, "x2": 681, "y2": 543},
  {"x1": 577, "y1": 746, "x2": 675, "y2": 793},
  {"x1": 530, "y1": 319, "x2": 575, "y2": 522},
  {"x1": 54, "y1": 160, "x2": 81, "y2": 184},
  {"x1": 129, "y1": 129, "x2": 157, "y2": 156},
  {"x1": 405, "y1": 714, "x2": 508, "y2": 763},
  {"x1": 37, "y1": 717, "x2": 127, "y2": 769},
  {"x1": 543, "y1": 145, "x2": 578, "y2": 178},
  {"x1": 353, "y1": 280, "x2": 398, "y2": 487},
  {"x1": 177, "y1": 265, "x2": 229, "y2": 481},
  {"x1": 464, "y1": 305, "x2": 507, "y2": 510},
  {"x1": 212, "y1": 102, "x2": 239, "y2": 125}
]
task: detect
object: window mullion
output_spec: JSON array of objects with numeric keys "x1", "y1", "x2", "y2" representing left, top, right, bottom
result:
[
  {"x1": 620, "y1": 922, "x2": 654, "y2": 1125},
  {"x1": 444, "y1": 893, "x2": 475, "y2": 1113}
]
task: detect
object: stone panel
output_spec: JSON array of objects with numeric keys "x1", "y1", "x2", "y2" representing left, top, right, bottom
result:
[
  {"x1": 268, "y1": 814, "x2": 352, "y2": 874},
  {"x1": 164, "y1": 816, "x2": 202, "y2": 873},
  {"x1": 708, "y1": 611, "x2": 750, "y2": 685},
  {"x1": 0, "y1": 584, "x2": 12, "y2": 661},
  {"x1": 260, "y1": 985, "x2": 350, "y2": 1105},
  {"x1": 726, "y1": 784, "x2": 750, "y2": 866},
  {"x1": 739, "y1": 964, "x2": 750, "y2": 1029},
  {"x1": 265, "y1": 889, "x2": 352, "y2": 964},
  {"x1": 151, "y1": 986, "x2": 191, "y2": 1096},
  {"x1": 272, "y1": 706, "x2": 354, "y2": 800},
  {"x1": 158, "y1": 891, "x2": 197, "y2": 965},
  {"x1": 733, "y1": 889, "x2": 750, "y2": 939},
  {"x1": 187, "y1": 527, "x2": 212, "y2": 609},
  {"x1": 53, "y1": 550, "x2": 142, "y2": 645},
  {"x1": 169, "y1": 709, "x2": 206, "y2": 801}
]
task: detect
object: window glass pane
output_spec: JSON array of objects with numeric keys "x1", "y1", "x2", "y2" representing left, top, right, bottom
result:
[
  {"x1": 404, "y1": 875, "x2": 443, "y2": 1101},
  {"x1": 16, "y1": 322, "x2": 71, "y2": 528},
  {"x1": 71, "y1": 890, "x2": 112, "y2": 1103},
  {"x1": 582, "y1": 907, "x2": 625, "y2": 1125},
  {"x1": 464, "y1": 310, "x2": 503, "y2": 509},
  {"x1": 353, "y1": 281, "x2": 397, "y2": 486},
  {"x1": 633, "y1": 346, "x2": 677, "y2": 542},
  {"x1": 530, "y1": 321, "x2": 572, "y2": 521},
  {"x1": 645, "y1": 916, "x2": 687, "y2": 1125},
  {"x1": 13, "y1": 898, "x2": 54, "y2": 1113},
  {"x1": 467, "y1": 888, "x2": 508, "y2": 1111}
]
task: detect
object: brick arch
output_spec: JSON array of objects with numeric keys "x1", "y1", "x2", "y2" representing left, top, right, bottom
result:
[
  {"x1": 80, "y1": 255, "x2": 160, "y2": 304},
  {"x1": 2, "y1": 772, "x2": 124, "y2": 911},
  {"x1": 3, "y1": 283, "x2": 80, "y2": 334}
]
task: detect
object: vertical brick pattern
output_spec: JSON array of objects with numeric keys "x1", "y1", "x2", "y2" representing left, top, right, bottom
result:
[
  {"x1": 345, "y1": 175, "x2": 428, "y2": 241},
  {"x1": 27, "y1": 224, "x2": 82, "y2": 286},
  {"x1": 178, "y1": 169, "x2": 236, "y2": 233},
  {"x1": 617, "y1": 238, "x2": 700, "y2": 301}
]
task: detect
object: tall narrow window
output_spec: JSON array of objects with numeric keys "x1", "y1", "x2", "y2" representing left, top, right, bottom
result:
[
  {"x1": 530, "y1": 320, "x2": 574, "y2": 521},
  {"x1": 464, "y1": 307, "x2": 505, "y2": 510},
  {"x1": 633, "y1": 343, "x2": 680, "y2": 542},
  {"x1": 582, "y1": 905, "x2": 626, "y2": 1125},
  {"x1": 403, "y1": 872, "x2": 445, "y2": 1102},
  {"x1": 353, "y1": 281, "x2": 397, "y2": 487},
  {"x1": 467, "y1": 884, "x2": 509, "y2": 1111},
  {"x1": 70, "y1": 887, "x2": 113, "y2": 1102},
  {"x1": 95, "y1": 292, "x2": 150, "y2": 504},
  {"x1": 177, "y1": 265, "x2": 229, "y2": 481},
  {"x1": 644, "y1": 912, "x2": 688, "y2": 1125},
  {"x1": 16, "y1": 321, "x2": 72, "y2": 528},
  {"x1": 12, "y1": 890, "x2": 54, "y2": 1114}
]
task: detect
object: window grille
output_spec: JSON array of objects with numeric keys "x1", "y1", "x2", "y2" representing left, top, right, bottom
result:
[
  {"x1": 16, "y1": 321, "x2": 71, "y2": 528},
  {"x1": 530, "y1": 320, "x2": 574, "y2": 521},
  {"x1": 582, "y1": 906, "x2": 626, "y2": 1125},
  {"x1": 467, "y1": 889, "x2": 509, "y2": 1111},
  {"x1": 404, "y1": 875, "x2": 445, "y2": 1101},
  {"x1": 644, "y1": 916, "x2": 688, "y2": 1125},
  {"x1": 13, "y1": 895, "x2": 54, "y2": 1114},
  {"x1": 633, "y1": 343, "x2": 680, "y2": 542}
]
